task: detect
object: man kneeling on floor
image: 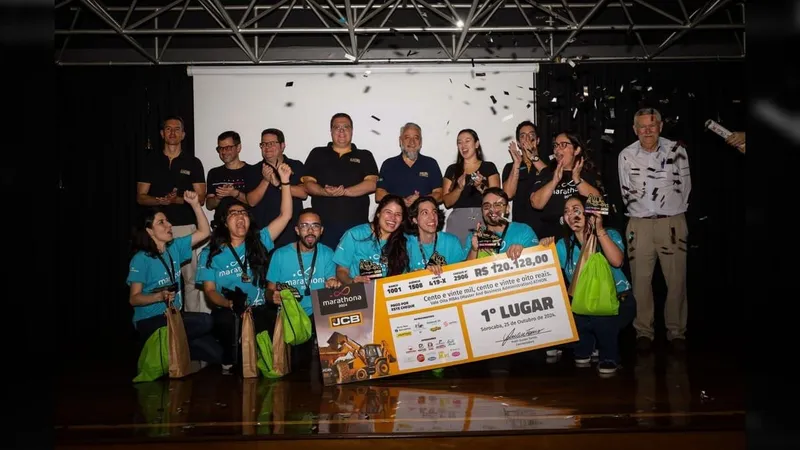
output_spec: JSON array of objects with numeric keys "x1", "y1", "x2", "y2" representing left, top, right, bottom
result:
[{"x1": 267, "y1": 208, "x2": 341, "y2": 374}]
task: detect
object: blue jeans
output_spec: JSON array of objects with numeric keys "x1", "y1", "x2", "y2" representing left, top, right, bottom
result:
[{"x1": 572, "y1": 294, "x2": 637, "y2": 364}]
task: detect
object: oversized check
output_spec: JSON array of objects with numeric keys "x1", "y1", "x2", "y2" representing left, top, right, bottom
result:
[{"x1": 311, "y1": 243, "x2": 577, "y2": 385}]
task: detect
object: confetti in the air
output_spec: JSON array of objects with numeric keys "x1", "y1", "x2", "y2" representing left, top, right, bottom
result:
[
  {"x1": 504, "y1": 91, "x2": 509, "y2": 95},
  {"x1": 285, "y1": 81, "x2": 294, "y2": 87},
  {"x1": 344, "y1": 53, "x2": 356, "y2": 61},
  {"x1": 371, "y1": 115, "x2": 381, "y2": 121},
  {"x1": 364, "y1": 86, "x2": 371, "y2": 94},
  {"x1": 371, "y1": 129, "x2": 381, "y2": 135},
  {"x1": 490, "y1": 106, "x2": 497, "y2": 115},
  {"x1": 490, "y1": 95, "x2": 497, "y2": 104},
  {"x1": 285, "y1": 102, "x2": 294, "y2": 107},
  {"x1": 502, "y1": 114, "x2": 514, "y2": 122}
]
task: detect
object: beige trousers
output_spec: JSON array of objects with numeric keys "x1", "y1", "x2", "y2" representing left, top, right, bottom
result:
[
  {"x1": 626, "y1": 213, "x2": 688, "y2": 341},
  {"x1": 172, "y1": 224, "x2": 211, "y2": 314}
]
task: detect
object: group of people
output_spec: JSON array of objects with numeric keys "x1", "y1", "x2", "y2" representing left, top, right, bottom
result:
[{"x1": 127, "y1": 107, "x2": 696, "y2": 379}]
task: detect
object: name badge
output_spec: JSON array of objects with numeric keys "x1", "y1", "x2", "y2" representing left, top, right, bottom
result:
[
  {"x1": 419, "y1": 171, "x2": 429, "y2": 177},
  {"x1": 349, "y1": 158, "x2": 361, "y2": 163},
  {"x1": 180, "y1": 169, "x2": 191, "y2": 175}
]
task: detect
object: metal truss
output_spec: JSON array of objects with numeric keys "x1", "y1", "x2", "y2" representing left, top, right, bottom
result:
[{"x1": 55, "y1": 0, "x2": 746, "y2": 65}]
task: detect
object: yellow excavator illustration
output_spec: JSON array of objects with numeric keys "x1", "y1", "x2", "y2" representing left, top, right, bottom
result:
[{"x1": 318, "y1": 332, "x2": 396, "y2": 384}]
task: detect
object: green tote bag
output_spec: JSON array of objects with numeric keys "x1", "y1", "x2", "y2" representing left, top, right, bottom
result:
[{"x1": 571, "y1": 252, "x2": 619, "y2": 316}]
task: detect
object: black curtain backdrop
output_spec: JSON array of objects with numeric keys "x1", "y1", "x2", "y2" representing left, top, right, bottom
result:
[
  {"x1": 56, "y1": 66, "x2": 195, "y2": 365},
  {"x1": 535, "y1": 61, "x2": 746, "y2": 337}
]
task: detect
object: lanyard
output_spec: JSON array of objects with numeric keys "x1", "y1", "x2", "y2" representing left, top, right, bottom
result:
[
  {"x1": 490, "y1": 224, "x2": 510, "y2": 253},
  {"x1": 418, "y1": 232, "x2": 438, "y2": 265},
  {"x1": 156, "y1": 251, "x2": 176, "y2": 285},
  {"x1": 296, "y1": 243, "x2": 318, "y2": 296},
  {"x1": 227, "y1": 243, "x2": 251, "y2": 282}
]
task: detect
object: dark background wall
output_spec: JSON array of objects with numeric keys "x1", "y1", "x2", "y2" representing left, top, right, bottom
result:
[{"x1": 56, "y1": 62, "x2": 745, "y2": 368}]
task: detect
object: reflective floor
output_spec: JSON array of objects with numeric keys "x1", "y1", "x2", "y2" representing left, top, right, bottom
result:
[{"x1": 56, "y1": 334, "x2": 743, "y2": 447}]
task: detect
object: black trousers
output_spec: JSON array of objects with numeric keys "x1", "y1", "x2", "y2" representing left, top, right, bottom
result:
[
  {"x1": 211, "y1": 304, "x2": 278, "y2": 366},
  {"x1": 211, "y1": 305, "x2": 319, "y2": 373},
  {"x1": 136, "y1": 312, "x2": 223, "y2": 364}
]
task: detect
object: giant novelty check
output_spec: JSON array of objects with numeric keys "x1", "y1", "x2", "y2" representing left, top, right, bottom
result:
[{"x1": 311, "y1": 243, "x2": 578, "y2": 385}]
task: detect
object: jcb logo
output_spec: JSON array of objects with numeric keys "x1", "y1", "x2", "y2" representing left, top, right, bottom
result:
[{"x1": 330, "y1": 313, "x2": 362, "y2": 328}]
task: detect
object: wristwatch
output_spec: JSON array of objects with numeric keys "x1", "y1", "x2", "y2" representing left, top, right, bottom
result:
[{"x1": 531, "y1": 155, "x2": 540, "y2": 162}]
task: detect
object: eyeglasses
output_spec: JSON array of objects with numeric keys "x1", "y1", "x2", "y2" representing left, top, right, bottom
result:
[
  {"x1": 297, "y1": 223, "x2": 322, "y2": 231},
  {"x1": 553, "y1": 141, "x2": 572, "y2": 149},
  {"x1": 259, "y1": 141, "x2": 280, "y2": 149},
  {"x1": 331, "y1": 125, "x2": 352, "y2": 132},
  {"x1": 482, "y1": 201, "x2": 507, "y2": 211},
  {"x1": 216, "y1": 145, "x2": 238, "y2": 152},
  {"x1": 227, "y1": 210, "x2": 248, "y2": 217},
  {"x1": 519, "y1": 132, "x2": 537, "y2": 140}
]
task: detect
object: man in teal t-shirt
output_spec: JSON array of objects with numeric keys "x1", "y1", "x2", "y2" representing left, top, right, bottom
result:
[
  {"x1": 464, "y1": 187, "x2": 539, "y2": 261},
  {"x1": 267, "y1": 208, "x2": 341, "y2": 371}
]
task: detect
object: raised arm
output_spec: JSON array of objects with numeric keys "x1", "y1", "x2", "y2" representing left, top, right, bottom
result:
[{"x1": 266, "y1": 163, "x2": 294, "y2": 242}]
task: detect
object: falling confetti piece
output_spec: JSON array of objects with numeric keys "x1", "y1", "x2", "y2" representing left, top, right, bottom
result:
[
  {"x1": 551, "y1": 97, "x2": 557, "y2": 103},
  {"x1": 490, "y1": 106, "x2": 497, "y2": 115},
  {"x1": 604, "y1": 128, "x2": 614, "y2": 134},
  {"x1": 501, "y1": 135, "x2": 513, "y2": 142},
  {"x1": 476, "y1": 72, "x2": 486, "y2": 77},
  {"x1": 475, "y1": 87, "x2": 486, "y2": 91},
  {"x1": 503, "y1": 91, "x2": 509, "y2": 95},
  {"x1": 371, "y1": 115, "x2": 381, "y2": 121},
  {"x1": 502, "y1": 113, "x2": 514, "y2": 122},
  {"x1": 363, "y1": 86, "x2": 371, "y2": 94},
  {"x1": 464, "y1": 84, "x2": 471, "y2": 89},
  {"x1": 490, "y1": 95, "x2": 497, "y2": 104},
  {"x1": 285, "y1": 102, "x2": 294, "y2": 107},
  {"x1": 285, "y1": 81, "x2": 293, "y2": 87},
  {"x1": 363, "y1": 70, "x2": 371, "y2": 77},
  {"x1": 449, "y1": 78, "x2": 452, "y2": 83},
  {"x1": 344, "y1": 72, "x2": 355, "y2": 78},
  {"x1": 344, "y1": 53, "x2": 356, "y2": 61},
  {"x1": 371, "y1": 129, "x2": 381, "y2": 135}
]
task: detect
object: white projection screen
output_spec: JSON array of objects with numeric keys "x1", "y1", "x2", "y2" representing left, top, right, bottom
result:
[{"x1": 189, "y1": 63, "x2": 539, "y2": 223}]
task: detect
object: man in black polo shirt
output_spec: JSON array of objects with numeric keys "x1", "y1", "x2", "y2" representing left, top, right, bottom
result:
[
  {"x1": 376, "y1": 122, "x2": 443, "y2": 206},
  {"x1": 136, "y1": 116, "x2": 208, "y2": 313},
  {"x1": 244, "y1": 128, "x2": 307, "y2": 249},
  {"x1": 205, "y1": 130, "x2": 250, "y2": 227},
  {"x1": 501, "y1": 120, "x2": 548, "y2": 236},
  {"x1": 302, "y1": 113, "x2": 379, "y2": 249}
]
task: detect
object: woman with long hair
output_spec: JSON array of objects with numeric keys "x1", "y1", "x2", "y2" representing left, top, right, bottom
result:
[
  {"x1": 530, "y1": 131, "x2": 602, "y2": 240},
  {"x1": 126, "y1": 191, "x2": 222, "y2": 365},
  {"x1": 197, "y1": 163, "x2": 293, "y2": 373},
  {"x1": 540, "y1": 195, "x2": 636, "y2": 375},
  {"x1": 441, "y1": 129, "x2": 501, "y2": 245},
  {"x1": 333, "y1": 194, "x2": 410, "y2": 284}
]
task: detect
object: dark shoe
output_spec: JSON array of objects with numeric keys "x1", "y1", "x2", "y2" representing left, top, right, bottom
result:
[
  {"x1": 597, "y1": 360, "x2": 619, "y2": 376},
  {"x1": 669, "y1": 338, "x2": 686, "y2": 352},
  {"x1": 636, "y1": 337, "x2": 652, "y2": 352}
]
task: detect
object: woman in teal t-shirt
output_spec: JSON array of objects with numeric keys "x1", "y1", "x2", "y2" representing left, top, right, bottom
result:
[
  {"x1": 197, "y1": 163, "x2": 294, "y2": 372},
  {"x1": 333, "y1": 194, "x2": 410, "y2": 284},
  {"x1": 405, "y1": 196, "x2": 466, "y2": 274},
  {"x1": 540, "y1": 195, "x2": 636, "y2": 376},
  {"x1": 126, "y1": 191, "x2": 222, "y2": 365}
]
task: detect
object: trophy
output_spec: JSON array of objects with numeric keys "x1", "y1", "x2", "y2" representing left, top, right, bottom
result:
[
  {"x1": 584, "y1": 195, "x2": 609, "y2": 215},
  {"x1": 275, "y1": 282, "x2": 302, "y2": 302},
  {"x1": 358, "y1": 259, "x2": 384, "y2": 278},
  {"x1": 476, "y1": 223, "x2": 503, "y2": 251}
]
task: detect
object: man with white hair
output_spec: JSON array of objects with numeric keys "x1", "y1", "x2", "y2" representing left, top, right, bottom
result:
[
  {"x1": 375, "y1": 122, "x2": 443, "y2": 206},
  {"x1": 618, "y1": 107, "x2": 691, "y2": 352}
]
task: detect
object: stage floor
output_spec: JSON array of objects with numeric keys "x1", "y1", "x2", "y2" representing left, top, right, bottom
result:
[{"x1": 56, "y1": 336, "x2": 743, "y2": 449}]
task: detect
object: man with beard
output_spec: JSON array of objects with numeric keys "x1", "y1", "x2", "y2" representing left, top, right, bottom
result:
[
  {"x1": 375, "y1": 123, "x2": 443, "y2": 206},
  {"x1": 205, "y1": 131, "x2": 251, "y2": 228},
  {"x1": 267, "y1": 208, "x2": 341, "y2": 372},
  {"x1": 464, "y1": 187, "x2": 539, "y2": 261},
  {"x1": 245, "y1": 128, "x2": 308, "y2": 249}
]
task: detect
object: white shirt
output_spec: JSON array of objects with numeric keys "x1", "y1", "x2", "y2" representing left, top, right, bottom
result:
[{"x1": 618, "y1": 137, "x2": 691, "y2": 218}]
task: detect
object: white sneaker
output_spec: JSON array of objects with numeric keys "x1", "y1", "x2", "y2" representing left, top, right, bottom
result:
[
  {"x1": 546, "y1": 349, "x2": 562, "y2": 357},
  {"x1": 591, "y1": 349, "x2": 599, "y2": 362},
  {"x1": 574, "y1": 356, "x2": 591, "y2": 367},
  {"x1": 221, "y1": 364, "x2": 233, "y2": 375}
]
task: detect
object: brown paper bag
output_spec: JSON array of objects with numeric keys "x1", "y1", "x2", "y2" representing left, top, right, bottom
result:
[
  {"x1": 241, "y1": 309, "x2": 259, "y2": 379},
  {"x1": 567, "y1": 229, "x2": 598, "y2": 297},
  {"x1": 272, "y1": 311, "x2": 292, "y2": 377},
  {"x1": 166, "y1": 305, "x2": 191, "y2": 378}
]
